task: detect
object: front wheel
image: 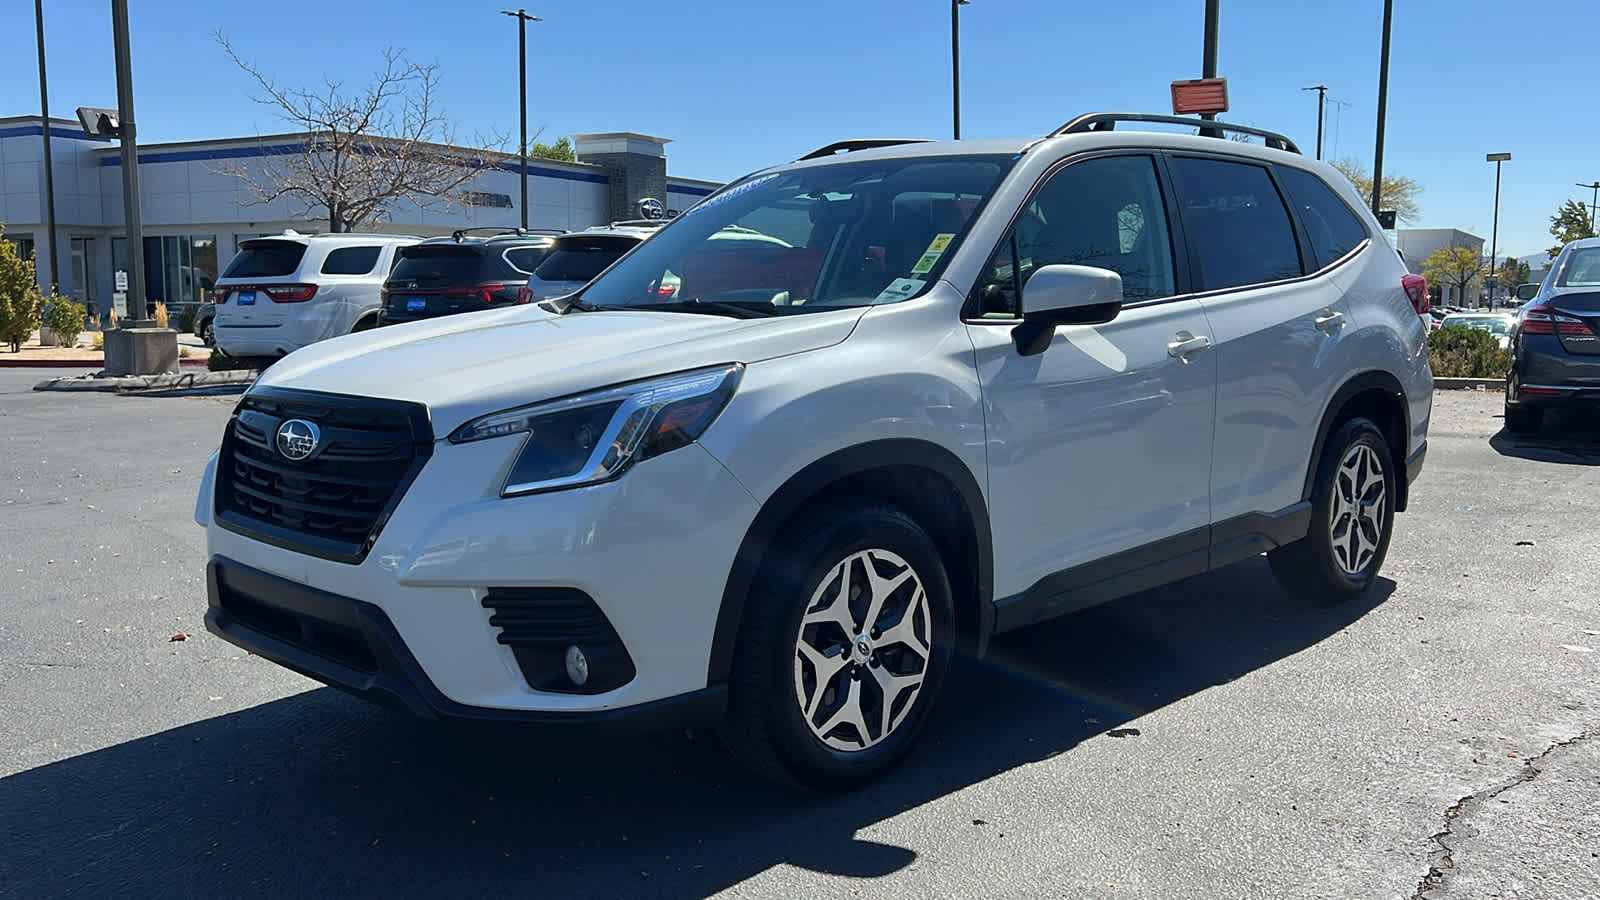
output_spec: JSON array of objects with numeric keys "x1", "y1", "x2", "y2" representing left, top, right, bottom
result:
[
  {"x1": 722, "y1": 502, "x2": 954, "y2": 790},
  {"x1": 1268, "y1": 417, "x2": 1396, "y2": 602}
]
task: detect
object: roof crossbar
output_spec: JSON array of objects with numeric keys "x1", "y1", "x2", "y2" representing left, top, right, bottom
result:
[{"x1": 1051, "y1": 113, "x2": 1302, "y2": 154}]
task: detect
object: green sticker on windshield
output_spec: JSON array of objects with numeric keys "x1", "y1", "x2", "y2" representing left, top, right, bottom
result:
[{"x1": 909, "y1": 233, "x2": 957, "y2": 275}]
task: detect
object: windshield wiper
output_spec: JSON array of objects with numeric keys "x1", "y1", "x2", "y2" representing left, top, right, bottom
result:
[
  {"x1": 638, "y1": 299, "x2": 779, "y2": 318},
  {"x1": 548, "y1": 295, "x2": 605, "y2": 314}
]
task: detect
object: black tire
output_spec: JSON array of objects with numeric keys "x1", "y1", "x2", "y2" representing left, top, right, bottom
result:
[
  {"x1": 722, "y1": 501, "x2": 955, "y2": 790},
  {"x1": 1268, "y1": 417, "x2": 1396, "y2": 602},
  {"x1": 1503, "y1": 404, "x2": 1542, "y2": 434},
  {"x1": 201, "y1": 319, "x2": 215, "y2": 346}
]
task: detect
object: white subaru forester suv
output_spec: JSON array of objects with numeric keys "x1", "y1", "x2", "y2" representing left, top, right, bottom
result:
[{"x1": 197, "y1": 114, "x2": 1432, "y2": 789}]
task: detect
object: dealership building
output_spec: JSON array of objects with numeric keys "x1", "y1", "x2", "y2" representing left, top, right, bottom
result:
[{"x1": 0, "y1": 114, "x2": 720, "y2": 320}]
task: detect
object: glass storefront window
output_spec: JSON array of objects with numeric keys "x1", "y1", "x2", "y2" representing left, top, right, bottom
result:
[{"x1": 111, "y1": 234, "x2": 219, "y2": 311}]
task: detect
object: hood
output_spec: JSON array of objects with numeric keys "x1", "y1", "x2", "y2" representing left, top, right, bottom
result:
[{"x1": 253, "y1": 303, "x2": 864, "y2": 435}]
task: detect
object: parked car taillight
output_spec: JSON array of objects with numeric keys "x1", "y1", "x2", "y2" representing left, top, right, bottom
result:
[
  {"x1": 265, "y1": 284, "x2": 318, "y2": 303},
  {"x1": 517, "y1": 285, "x2": 533, "y2": 304},
  {"x1": 1401, "y1": 274, "x2": 1429, "y2": 314},
  {"x1": 214, "y1": 290, "x2": 231, "y2": 305},
  {"x1": 444, "y1": 283, "x2": 507, "y2": 304},
  {"x1": 1519, "y1": 305, "x2": 1588, "y2": 336}
]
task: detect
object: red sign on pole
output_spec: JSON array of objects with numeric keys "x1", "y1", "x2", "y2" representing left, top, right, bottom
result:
[{"x1": 1171, "y1": 78, "x2": 1230, "y2": 116}]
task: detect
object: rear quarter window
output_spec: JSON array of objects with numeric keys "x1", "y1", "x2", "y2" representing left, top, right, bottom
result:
[
  {"x1": 1275, "y1": 166, "x2": 1371, "y2": 269},
  {"x1": 534, "y1": 236, "x2": 640, "y2": 282},
  {"x1": 503, "y1": 246, "x2": 552, "y2": 274},
  {"x1": 223, "y1": 240, "x2": 308, "y2": 278},
  {"x1": 320, "y1": 246, "x2": 382, "y2": 275}
]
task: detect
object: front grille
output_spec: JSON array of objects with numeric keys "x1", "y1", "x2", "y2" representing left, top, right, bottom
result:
[
  {"x1": 215, "y1": 387, "x2": 433, "y2": 564},
  {"x1": 483, "y1": 588, "x2": 636, "y2": 694}
]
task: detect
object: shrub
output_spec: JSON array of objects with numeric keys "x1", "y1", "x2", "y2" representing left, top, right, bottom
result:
[
  {"x1": 206, "y1": 349, "x2": 257, "y2": 372},
  {"x1": 176, "y1": 304, "x2": 197, "y2": 334},
  {"x1": 1428, "y1": 325, "x2": 1510, "y2": 378},
  {"x1": 43, "y1": 296, "x2": 86, "y2": 349},
  {"x1": 153, "y1": 302, "x2": 169, "y2": 329},
  {"x1": 0, "y1": 228, "x2": 43, "y2": 352},
  {"x1": 178, "y1": 346, "x2": 191, "y2": 359},
  {"x1": 92, "y1": 331, "x2": 104, "y2": 351}
]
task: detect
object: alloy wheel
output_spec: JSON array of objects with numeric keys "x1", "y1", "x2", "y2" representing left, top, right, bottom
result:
[
  {"x1": 1329, "y1": 443, "x2": 1386, "y2": 575},
  {"x1": 793, "y1": 548, "x2": 932, "y2": 752}
]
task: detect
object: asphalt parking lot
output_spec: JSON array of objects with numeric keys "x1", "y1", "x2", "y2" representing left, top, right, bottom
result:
[{"x1": 2, "y1": 371, "x2": 1597, "y2": 899}]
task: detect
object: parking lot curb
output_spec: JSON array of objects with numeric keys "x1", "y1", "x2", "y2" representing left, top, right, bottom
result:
[
  {"x1": 1434, "y1": 377, "x2": 1505, "y2": 391},
  {"x1": 0, "y1": 357, "x2": 209, "y2": 369},
  {"x1": 32, "y1": 370, "x2": 258, "y2": 393}
]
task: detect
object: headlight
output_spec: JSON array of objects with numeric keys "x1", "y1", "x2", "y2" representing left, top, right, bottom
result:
[{"x1": 449, "y1": 364, "x2": 744, "y2": 496}]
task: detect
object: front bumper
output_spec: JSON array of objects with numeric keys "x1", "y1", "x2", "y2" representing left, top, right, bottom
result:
[
  {"x1": 205, "y1": 558, "x2": 726, "y2": 729},
  {"x1": 201, "y1": 435, "x2": 761, "y2": 718}
]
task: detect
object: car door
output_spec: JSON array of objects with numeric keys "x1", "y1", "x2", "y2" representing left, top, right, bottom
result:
[
  {"x1": 964, "y1": 153, "x2": 1218, "y2": 625},
  {"x1": 1166, "y1": 156, "x2": 1358, "y2": 528}
]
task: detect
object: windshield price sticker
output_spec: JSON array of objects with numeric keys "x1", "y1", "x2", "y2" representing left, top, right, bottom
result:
[
  {"x1": 873, "y1": 277, "x2": 927, "y2": 304},
  {"x1": 909, "y1": 233, "x2": 957, "y2": 275}
]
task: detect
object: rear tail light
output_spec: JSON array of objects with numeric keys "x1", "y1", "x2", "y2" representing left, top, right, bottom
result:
[
  {"x1": 1519, "y1": 305, "x2": 1588, "y2": 336},
  {"x1": 517, "y1": 285, "x2": 533, "y2": 304},
  {"x1": 265, "y1": 284, "x2": 317, "y2": 303},
  {"x1": 1401, "y1": 274, "x2": 1429, "y2": 314},
  {"x1": 214, "y1": 290, "x2": 231, "y2": 305},
  {"x1": 445, "y1": 283, "x2": 506, "y2": 305},
  {"x1": 656, "y1": 284, "x2": 678, "y2": 297}
]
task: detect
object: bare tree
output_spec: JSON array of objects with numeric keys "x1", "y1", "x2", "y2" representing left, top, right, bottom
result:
[{"x1": 216, "y1": 34, "x2": 501, "y2": 232}]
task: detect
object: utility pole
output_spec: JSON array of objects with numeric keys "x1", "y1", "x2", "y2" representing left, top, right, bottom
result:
[
  {"x1": 1579, "y1": 181, "x2": 1600, "y2": 234},
  {"x1": 1487, "y1": 153, "x2": 1510, "y2": 307},
  {"x1": 35, "y1": 0, "x2": 59, "y2": 293},
  {"x1": 1371, "y1": 0, "x2": 1393, "y2": 216},
  {"x1": 1198, "y1": 0, "x2": 1221, "y2": 137},
  {"x1": 1302, "y1": 85, "x2": 1327, "y2": 160},
  {"x1": 111, "y1": 0, "x2": 147, "y2": 325},
  {"x1": 502, "y1": 9, "x2": 540, "y2": 231},
  {"x1": 951, "y1": 0, "x2": 969, "y2": 139}
]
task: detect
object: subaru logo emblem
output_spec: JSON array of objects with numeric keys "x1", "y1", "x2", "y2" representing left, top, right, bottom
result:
[
  {"x1": 637, "y1": 197, "x2": 666, "y2": 220},
  {"x1": 275, "y1": 419, "x2": 320, "y2": 461}
]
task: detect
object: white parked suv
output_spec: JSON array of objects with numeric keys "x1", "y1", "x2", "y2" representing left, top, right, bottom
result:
[
  {"x1": 212, "y1": 231, "x2": 419, "y2": 360},
  {"x1": 197, "y1": 114, "x2": 1432, "y2": 789}
]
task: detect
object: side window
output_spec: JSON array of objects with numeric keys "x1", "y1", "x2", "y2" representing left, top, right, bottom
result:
[
  {"x1": 1168, "y1": 157, "x2": 1303, "y2": 291},
  {"x1": 974, "y1": 155, "x2": 1176, "y2": 317},
  {"x1": 504, "y1": 247, "x2": 550, "y2": 274},
  {"x1": 1275, "y1": 166, "x2": 1370, "y2": 268},
  {"x1": 321, "y1": 245, "x2": 381, "y2": 275}
]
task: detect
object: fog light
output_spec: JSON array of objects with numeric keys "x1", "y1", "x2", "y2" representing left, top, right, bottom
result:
[{"x1": 564, "y1": 645, "x2": 590, "y2": 687}]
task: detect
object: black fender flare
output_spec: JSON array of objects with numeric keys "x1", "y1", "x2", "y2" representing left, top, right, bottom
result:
[
  {"x1": 705, "y1": 439, "x2": 994, "y2": 685},
  {"x1": 1303, "y1": 370, "x2": 1411, "y2": 509}
]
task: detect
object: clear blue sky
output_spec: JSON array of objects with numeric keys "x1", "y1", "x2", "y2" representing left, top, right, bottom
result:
[{"x1": 12, "y1": 0, "x2": 1598, "y2": 260}]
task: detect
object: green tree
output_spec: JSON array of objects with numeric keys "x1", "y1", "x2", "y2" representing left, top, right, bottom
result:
[
  {"x1": 0, "y1": 227, "x2": 44, "y2": 352},
  {"x1": 526, "y1": 136, "x2": 575, "y2": 162},
  {"x1": 1547, "y1": 199, "x2": 1596, "y2": 258},
  {"x1": 1331, "y1": 158, "x2": 1421, "y2": 225},
  {"x1": 1495, "y1": 256, "x2": 1531, "y2": 296},
  {"x1": 1422, "y1": 246, "x2": 1487, "y2": 308}
]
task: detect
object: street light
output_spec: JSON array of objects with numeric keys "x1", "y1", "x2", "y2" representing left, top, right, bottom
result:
[
  {"x1": 34, "y1": 0, "x2": 59, "y2": 293},
  {"x1": 1370, "y1": 0, "x2": 1393, "y2": 216},
  {"x1": 1301, "y1": 85, "x2": 1327, "y2": 160},
  {"x1": 1486, "y1": 153, "x2": 1510, "y2": 307},
  {"x1": 951, "y1": 0, "x2": 969, "y2": 139},
  {"x1": 1579, "y1": 181, "x2": 1600, "y2": 234},
  {"x1": 501, "y1": 9, "x2": 541, "y2": 230}
]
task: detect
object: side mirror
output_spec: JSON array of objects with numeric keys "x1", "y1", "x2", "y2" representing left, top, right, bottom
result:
[
  {"x1": 1515, "y1": 282, "x2": 1540, "y2": 302},
  {"x1": 1011, "y1": 264, "x2": 1123, "y2": 356}
]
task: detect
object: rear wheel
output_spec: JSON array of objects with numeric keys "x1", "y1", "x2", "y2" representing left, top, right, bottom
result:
[
  {"x1": 351, "y1": 315, "x2": 378, "y2": 333},
  {"x1": 200, "y1": 319, "x2": 215, "y2": 346},
  {"x1": 1268, "y1": 417, "x2": 1395, "y2": 602},
  {"x1": 723, "y1": 502, "x2": 954, "y2": 790},
  {"x1": 1503, "y1": 403, "x2": 1542, "y2": 434}
]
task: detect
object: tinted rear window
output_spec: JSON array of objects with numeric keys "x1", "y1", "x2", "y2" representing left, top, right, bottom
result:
[
  {"x1": 321, "y1": 245, "x2": 382, "y2": 275},
  {"x1": 1276, "y1": 166, "x2": 1370, "y2": 268},
  {"x1": 504, "y1": 246, "x2": 551, "y2": 273},
  {"x1": 389, "y1": 246, "x2": 491, "y2": 285},
  {"x1": 223, "y1": 240, "x2": 307, "y2": 278},
  {"x1": 533, "y1": 236, "x2": 639, "y2": 283}
]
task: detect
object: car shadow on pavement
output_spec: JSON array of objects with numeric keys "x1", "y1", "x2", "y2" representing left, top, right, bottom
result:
[
  {"x1": 1489, "y1": 411, "x2": 1600, "y2": 465},
  {"x1": 0, "y1": 560, "x2": 1392, "y2": 898}
]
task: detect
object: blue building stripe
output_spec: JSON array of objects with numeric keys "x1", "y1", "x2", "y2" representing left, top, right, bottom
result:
[
  {"x1": 667, "y1": 183, "x2": 716, "y2": 196},
  {"x1": 0, "y1": 124, "x2": 109, "y2": 142},
  {"x1": 97, "y1": 141, "x2": 612, "y2": 185}
]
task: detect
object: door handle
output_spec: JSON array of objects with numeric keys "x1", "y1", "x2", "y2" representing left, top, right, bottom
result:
[
  {"x1": 1314, "y1": 309, "x2": 1346, "y2": 333},
  {"x1": 1167, "y1": 331, "x2": 1212, "y2": 361}
]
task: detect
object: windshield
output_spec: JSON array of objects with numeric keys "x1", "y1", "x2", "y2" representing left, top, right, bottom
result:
[
  {"x1": 1556, "y1": 246, "x2": 1600, "y2": 287},
  {"x1": 534, "y1": 235, "x2": 642, "y2": 283},
  {"x1": 576, "y1": 154, "x2": 1016, "y2": 312},
  {"x1": 223, "y1": 240, "x2": 307, "y2": 278}
]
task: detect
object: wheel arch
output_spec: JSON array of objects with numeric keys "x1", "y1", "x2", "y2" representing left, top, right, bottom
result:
[
  {"x1": 1304, "y1": 371, "x2": 1412, "y2": 511},
  {"x1": 707, "y1": 439, "x2": 994, "y2": 686}
]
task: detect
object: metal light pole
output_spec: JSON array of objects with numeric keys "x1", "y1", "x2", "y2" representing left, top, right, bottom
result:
[
  {"x1": 35, "y1": 0, "x2": 59, "y2": 293},
  {"x1": 951, "y1": 0, "x2": 969, "y2": 139},
  {"x1": 111, "y1": 0, "x2": 147, "y2": 326},
  {"x1": 1370, "y1": 0, "x2": 1393, "y2": 216},
  {"x1": 1579, "y1": 181, "x2": 1600, "y2": 233},
  {"x1": 1302, "y1": 85, "x2": 1327, "y2": 160},
  {"x1": 502, "y1": 9, "x2": 540, "y2": 230},
  {"x1": 1487, "y1": 153, "x2": 1510, "y2": 307}
]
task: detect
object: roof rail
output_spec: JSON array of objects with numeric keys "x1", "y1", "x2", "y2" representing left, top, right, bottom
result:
[
  {"x1": 449, "y1": 226, "x2": 533, "y2": 242},
  {"x1": 797, "y1": 138, "x2": 933, "y2": 161},
  {"x1": 1050, "y1": 113, "x2": 1302, "y2": 154}
]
